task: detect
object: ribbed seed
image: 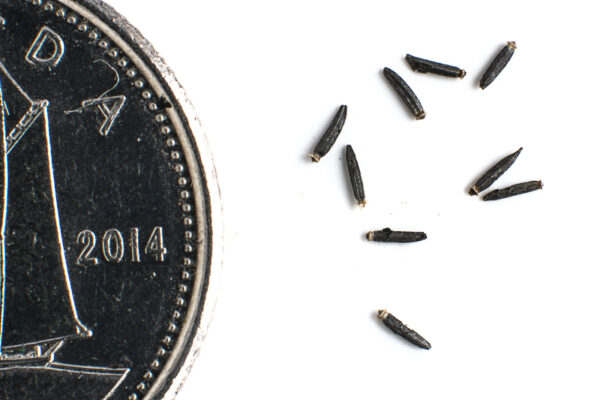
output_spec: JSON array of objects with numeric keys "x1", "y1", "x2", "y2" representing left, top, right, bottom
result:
[
  {"x1": 382, "y1": 67, "x2": 426, "y2": 120},
  {"x1": 469, "y1": 147, "x2": 523, "y2": 196},
  {"x1": 405, "y1": 54, "x2": 466, "y2": 79},
  {"x1": 309, "y1": 105, "x2": 347, "y2": 162},
  {"x1": 377, "y1": 310, "x2": 431, "y2": 350},
  {"x1": 366, "y1": 228, "x2": 427, "y2": 243},
  {"x1": 345, "y1": 145, "x2": 366, "y2": 207},
  {"x1": 480, "y1": 41, "x2": 517, "y2": 90},
  {"x1": 482, "y1": 180, "x2": 542, "y2": 201}
]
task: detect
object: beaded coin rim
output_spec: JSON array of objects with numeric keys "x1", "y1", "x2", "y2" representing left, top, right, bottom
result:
[{"x1": 51, "y1": 1, "x2": 223, "y2": 399}]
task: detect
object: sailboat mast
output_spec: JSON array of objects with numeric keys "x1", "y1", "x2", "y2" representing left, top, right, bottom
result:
[{"x1": 0, "y1": 76, "x2": 9, "y2": 352}]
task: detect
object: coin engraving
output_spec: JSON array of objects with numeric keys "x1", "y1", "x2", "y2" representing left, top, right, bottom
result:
[
  {"x1": 64, "y1": 59, "x2": 127, "y2": 137},
  {"x1": 25, "y1": 26, "x2": 65, "y2": 69},
  {"x1": 0, "y1": 51, "x2": 108, "y2": 378}
]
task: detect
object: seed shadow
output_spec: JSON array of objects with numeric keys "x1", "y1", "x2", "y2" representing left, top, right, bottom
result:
[
  {"x1": 370, "y1": 309, "x2": 382, "y2": 325},
  {"x1": 361, "y1": 229, "x2": 370, "y2": 242}
]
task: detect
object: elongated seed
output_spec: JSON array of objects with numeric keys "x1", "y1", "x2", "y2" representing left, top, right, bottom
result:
[
  {"x1": 366, "y1": 228, "x2": 427, "y2": 243},
  {"x1": 377, "y1": 310, "x2": 431, "y2": 350},
  {"x1": 480, "y1": 41, "x2": 517, "y2": 90},
  {"x1": 345, "y1": 145, "x2": 366, "y2": 207},
  {"x1": 405, "y1": 54, "x2": 466, "y2": 79},
  {"x1": 469, "y1": 147, "x2": 523, "y2": 196},
  {"x1": 383, "y1": 67, "x2": 426, "y2": 120},
  {"x1": 309, "y1": 105, "x2": 347, "y2": 162},
  {"x1": 482, "y1": 180, "x2": 542, "y2": 201}
]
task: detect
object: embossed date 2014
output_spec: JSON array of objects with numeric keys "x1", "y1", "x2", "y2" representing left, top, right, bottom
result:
[{"x1": 76, "y1": 227, "x2": 167, "y2": 265}]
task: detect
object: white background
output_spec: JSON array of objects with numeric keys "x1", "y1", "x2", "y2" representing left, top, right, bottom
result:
[{"x1": 113, "y1": 1, "x2": 599, "y2": 399}]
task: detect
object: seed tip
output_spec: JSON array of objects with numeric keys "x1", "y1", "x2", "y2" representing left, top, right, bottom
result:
[
  {"x1": 366, "y1": 231, "x2": 374, "y2": 241},
  {"x1": 459, "y1": 70, "x2": 466, "y2": 79},
  {"x1": 308, "y1": 153, "x2": 321, "y2": 163},
  {"x1": 507, "y1": 41, "x2": 517, "y2": 50},
  {"x1": 468, "y1": 187, "x2": 479, "y2": 196},
  {"x1": 358, "y1": 200, "x2": 367, "y2": 208},
  {"x1": 376, "y1": 309, "x2": 388, "y2": 320},
  {"x1": 416, "y1": 111, "x2": 426, "y2": 120}
]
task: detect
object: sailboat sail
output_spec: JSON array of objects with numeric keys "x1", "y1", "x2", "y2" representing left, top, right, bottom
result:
[{"x1": 0, "y1": 62, "x2": 91, "y2": 358}]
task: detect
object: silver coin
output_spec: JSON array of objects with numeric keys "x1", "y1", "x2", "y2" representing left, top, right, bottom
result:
[{"x1": 0, "y1": 1, "x2": 221, "y2": 399}]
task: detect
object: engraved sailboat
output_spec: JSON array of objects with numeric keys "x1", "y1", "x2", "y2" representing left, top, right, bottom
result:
[{"x1": 0, "y1": 62, "x2": 92, "y2": 368}]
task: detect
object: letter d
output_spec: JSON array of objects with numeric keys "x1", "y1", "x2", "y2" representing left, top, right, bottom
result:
[{"x1": 26, "y1": 27, "x2": 65, "y2": 69}]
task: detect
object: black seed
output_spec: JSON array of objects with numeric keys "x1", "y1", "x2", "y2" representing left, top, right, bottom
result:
[
  {"x1": 480, "y1": 41, "x2": 517, "y2": 90},
  {"x1": 366, "y1": 228, "x2": 427, "y2": 243},
  {"x1": 405, "y1": 54, "x2": 466, "y2": 79},
  {"x1": 309, "y1": 105, "x2": 347, "y2": 162},
  {"x1": 482, "y1": 180, "x2": 542, "y2": 201},
  {"x1": 345, "y1": 145, "x2": 366, "y2": 207},
  {"x1": 377, "y1": 310, "x2": 431, "y2": 350},
  {"x1": 382, "y1": 67, "x2": 426, "y2": 120},
  {"x1": 469, "y1": 147, "x2": 523, "y2": 196}
]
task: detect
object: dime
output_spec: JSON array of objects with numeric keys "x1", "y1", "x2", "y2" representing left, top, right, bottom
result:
[{"x1": 0, "y1": 1, "x2": 221, "y2": 400}]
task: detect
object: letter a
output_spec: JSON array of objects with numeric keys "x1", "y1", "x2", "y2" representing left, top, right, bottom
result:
[
  {"x1": 81, "y1": 95, "x2": 127, "y2": 137},
  {"x1": 26, "y1": 27, "x2": 65, "y2": 69}
]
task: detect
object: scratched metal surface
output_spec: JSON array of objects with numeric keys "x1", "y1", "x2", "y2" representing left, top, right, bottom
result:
[{"x1": 0, "y1": 1, "x2": 221, "y2": 399}]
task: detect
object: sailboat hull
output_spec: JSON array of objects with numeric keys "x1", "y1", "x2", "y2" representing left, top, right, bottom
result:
[{"x1": 0, "y1": 363, "x2": 129, "y2": 400}]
